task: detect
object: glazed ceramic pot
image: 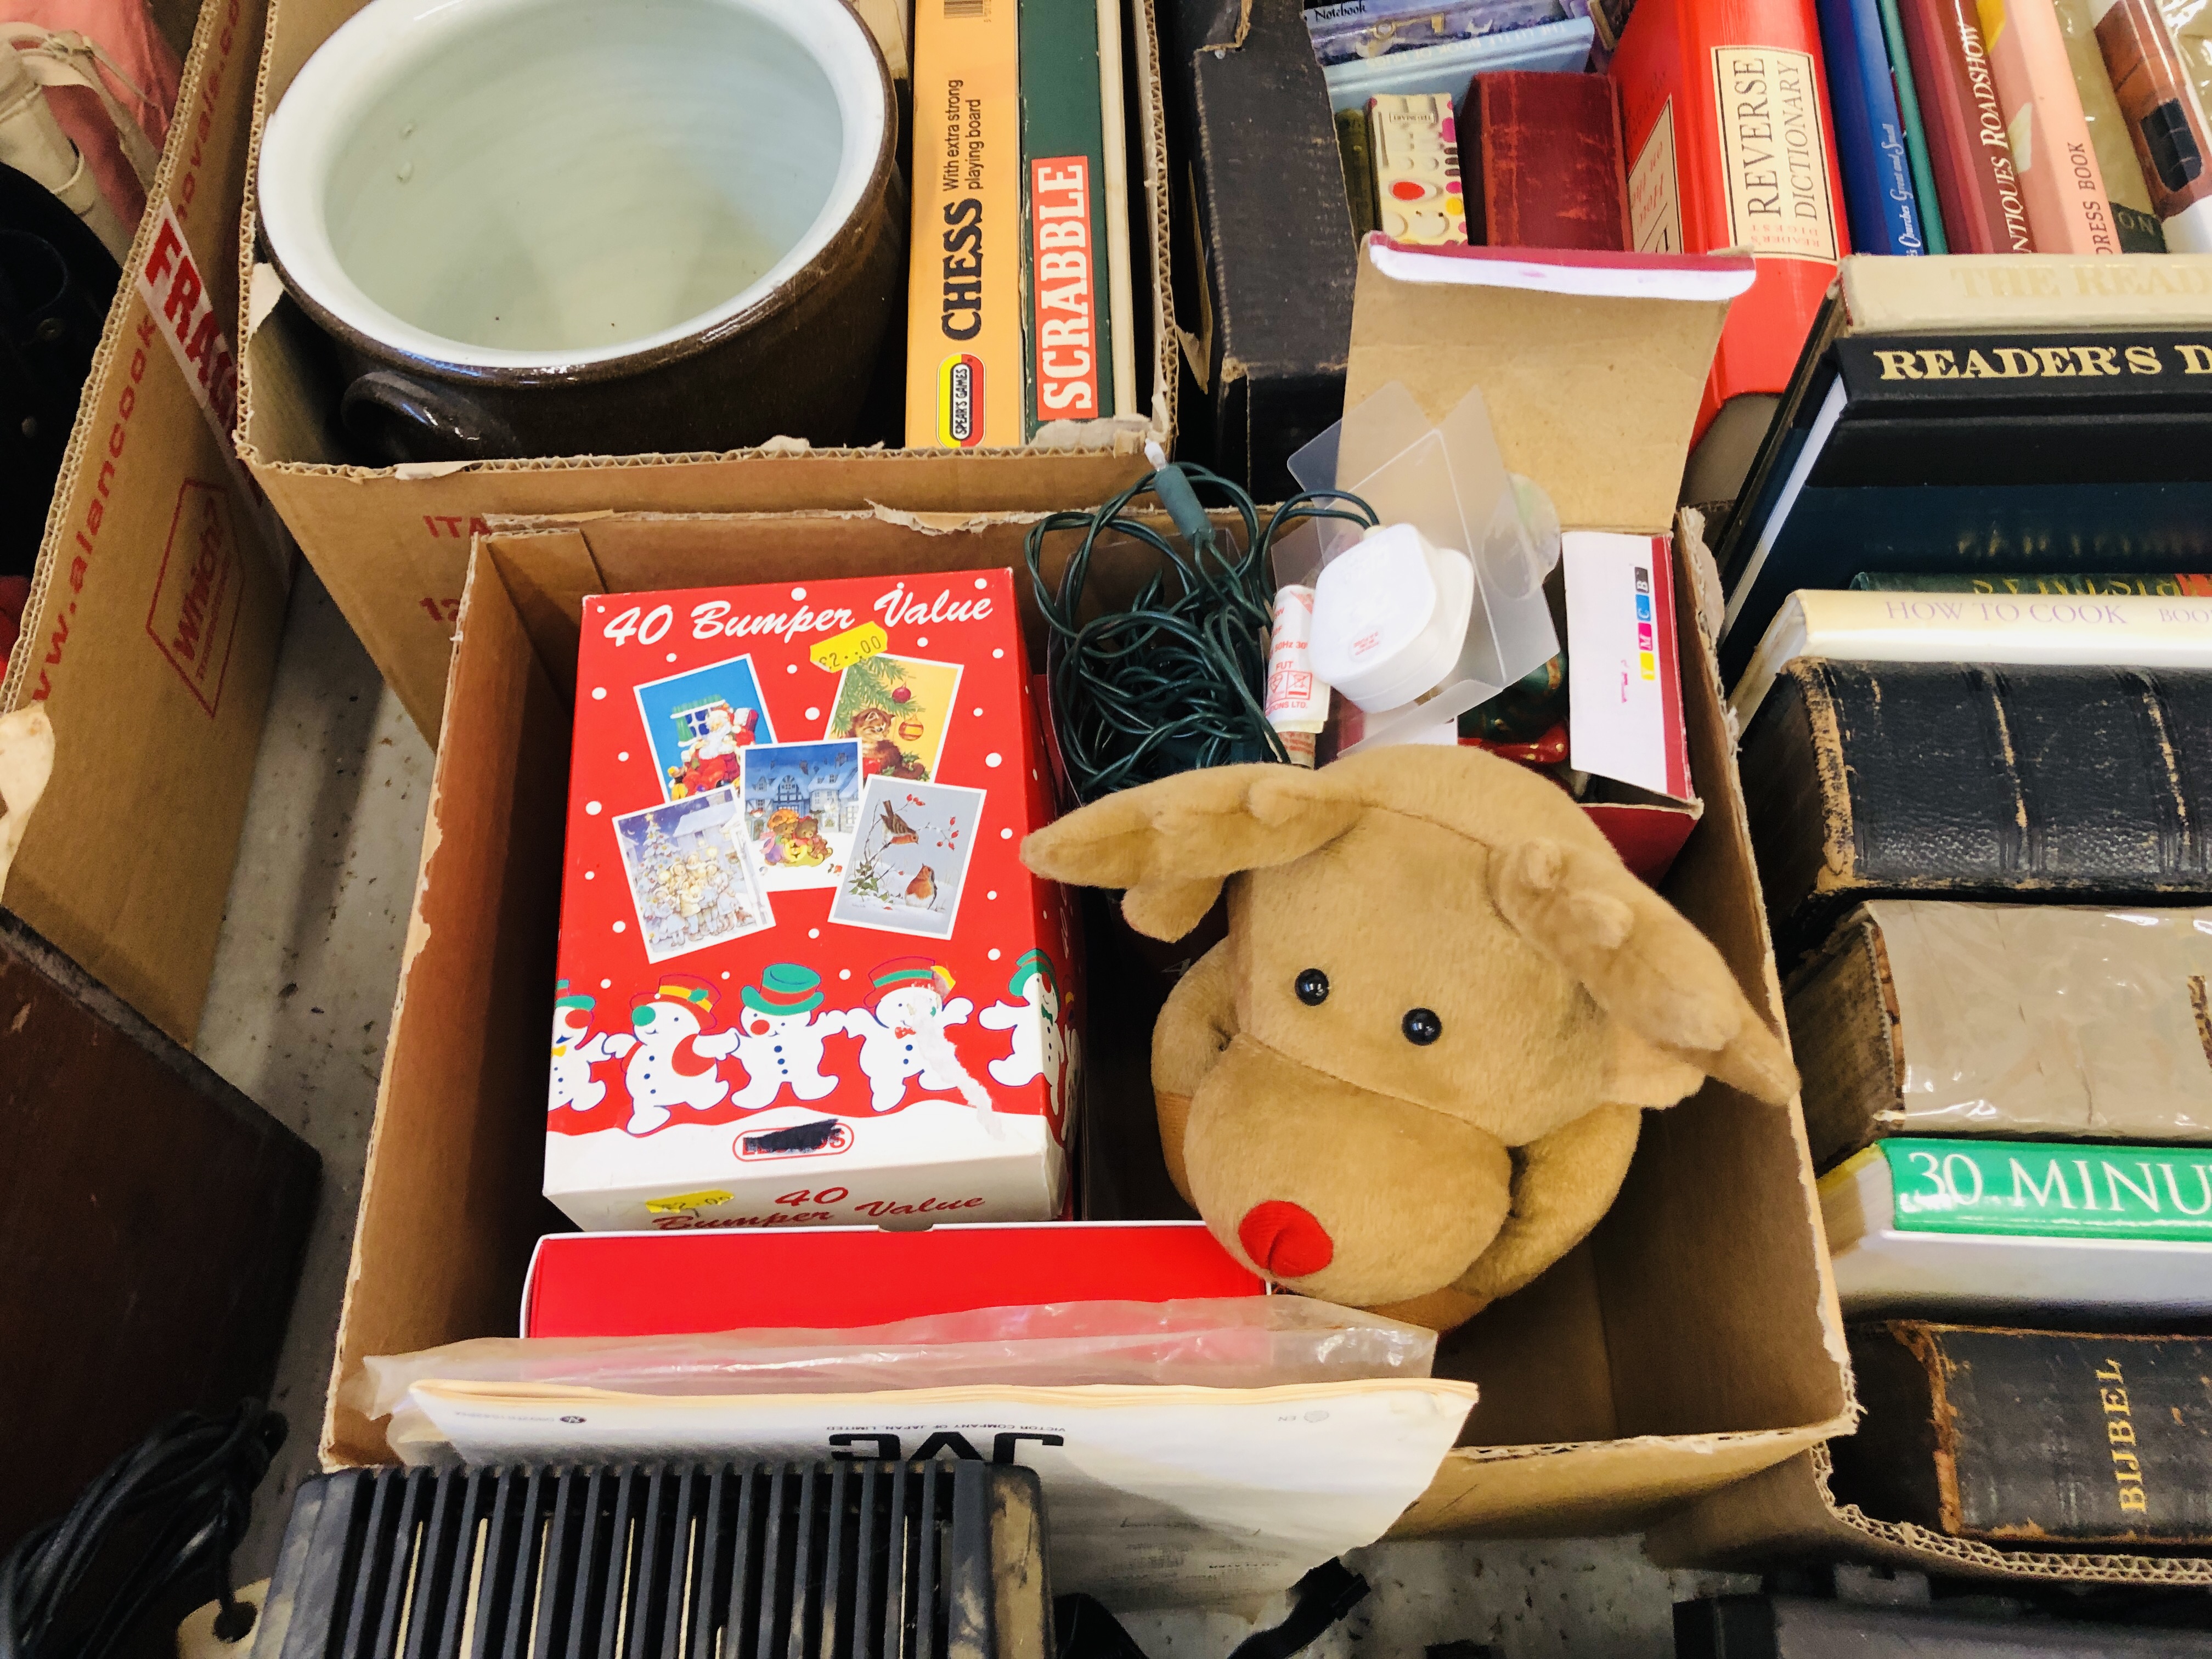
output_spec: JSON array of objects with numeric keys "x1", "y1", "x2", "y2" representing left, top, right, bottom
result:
[{"x1": 257, "y1": 0, "x2": 903, "y2": 462}]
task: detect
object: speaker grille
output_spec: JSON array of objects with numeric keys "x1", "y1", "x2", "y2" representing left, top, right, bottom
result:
[{"x1": 261, "y1": 1460, "x2": 1042, "y2": 1659}]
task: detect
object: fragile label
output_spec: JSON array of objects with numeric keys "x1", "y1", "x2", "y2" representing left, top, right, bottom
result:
[{"x1": 810, "y1": 622, "x2": 890, "y2": 673}]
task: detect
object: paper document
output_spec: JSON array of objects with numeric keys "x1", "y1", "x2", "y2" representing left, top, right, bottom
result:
[{"x1": 403, "y1": 1378, "x2": 1477, "y2": 1607}]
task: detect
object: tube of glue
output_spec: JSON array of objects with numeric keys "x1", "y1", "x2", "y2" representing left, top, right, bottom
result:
[{"x1": 1265, "y1": 586, "x2": 1330, "y2": 766}]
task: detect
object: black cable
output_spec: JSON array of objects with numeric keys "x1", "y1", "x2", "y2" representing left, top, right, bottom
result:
[
  {"x1": 1026, "y1": 466, "x2": 1376, "y2": 804},
  {"x1": 0, "y1": 1399, "x2": 285, "y2": 1659}
]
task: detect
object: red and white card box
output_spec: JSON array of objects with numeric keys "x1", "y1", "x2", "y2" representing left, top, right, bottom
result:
[{"x1": 548, "y1": 570, "x2": 1080, "y2": 1232}]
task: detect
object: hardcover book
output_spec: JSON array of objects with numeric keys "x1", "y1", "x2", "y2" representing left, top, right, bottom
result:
[
  {"x1": 1819, "y1": 0, "x2": 1929, "y2": 252},
  {"x1": 1730, "y1": 583, "x2": 2212, "y2": 721},
  {"x1": 1898, "y1": 0, "x2": 2035, "y2": 251},
  {"x1": 2092, "y1": 0, "x2": 2212, "y2": 252},
  {"x1": 1852, "y1": 569, "x2": 2212, "y2": 591},
  {"x1": 2053, "y1": 0, "x2": 2168, "y2": 248},
  {"x1": 1739, "y1": 659, "x2": 2212, "y2": 958},
  {"x1": 1609, "y1": 0, "x2": 1852, "y2": 441},
  {"x1": 1787, "y1": 899, "x2": 2212, "y2": 1169},
  {"x1": 907, "y1": 0, "x2": 1025, "y2": 449},
  {"x1": 1462, "y1": 71, "x2": 1632, "y2": 249},
  {"x1": 1832, "y1": 1323, "x2": 2212, "y2": 1545},
  {"x1": 1976, "y1": 0, "x2": 2122, "y2": 251},
  {"x1": 1819, "y1": 1136, "x2": 2212, "y2": 1315},
  {"x1": 1875, "y1": 0, "x2": 1951, "y2": 249}
]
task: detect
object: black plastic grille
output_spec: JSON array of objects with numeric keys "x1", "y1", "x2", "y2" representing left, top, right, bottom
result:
[{"x1": 261, "y1": 1461, "x2": 1015, "y2": 1659}]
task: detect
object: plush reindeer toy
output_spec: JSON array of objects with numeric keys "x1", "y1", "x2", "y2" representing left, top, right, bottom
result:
[{"x1": 1021, "y1": 745, "x2": 1797, "y2": 1330}]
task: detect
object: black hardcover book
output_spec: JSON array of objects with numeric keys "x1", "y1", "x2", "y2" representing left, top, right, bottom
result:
[
  {"x1": 1831, "y1": 1324, "x2": 2212, "y2": 1547},
  {"x1": 1171, "y1": 0, "x2": 1356, "y2": 498},
  {"x1": 1713, "y1": 328, "x2": 2212, "y2": 686},
  {"x1": 1676, "y1": 1594, "x2": 2212, "y2": 1656},
  {"x1": 1740, "y1": 661, "x2": 2212, "y2": 961}
]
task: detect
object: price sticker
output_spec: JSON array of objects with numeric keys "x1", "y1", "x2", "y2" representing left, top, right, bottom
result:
[
  {"x1": 810, "y1": 621, "x2": 888, "y2": 673},
  {"x1": 642, "y1": 1189, "x2": 732, "y2": 1215}
]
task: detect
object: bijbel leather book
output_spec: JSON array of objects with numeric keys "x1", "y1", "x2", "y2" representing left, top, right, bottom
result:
[
  {"x1": 1460, "y1": 71, "x2": 1629, "y2": 250},
  {"x1": 1739, "y1": 659, "x2": 2212, "y2": 959},
  {"x1": 1832, "y1": 1323, "x2": 2212, "y2": 1545}
]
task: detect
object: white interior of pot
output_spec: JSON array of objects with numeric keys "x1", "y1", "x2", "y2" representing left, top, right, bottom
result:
[{"x1": 268, "y1": 0, "x2": 882, "y2": 369}]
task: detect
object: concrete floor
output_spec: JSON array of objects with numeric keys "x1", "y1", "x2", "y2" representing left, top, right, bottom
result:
[{"x1": 193, "y1": 569, "x2": 1754, "y2": 1655}]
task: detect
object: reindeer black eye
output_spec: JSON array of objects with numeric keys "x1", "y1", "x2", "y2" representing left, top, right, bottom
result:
[
  {"x1": 1402, "y1": 1008, "x2": 1442, "y2": 1045},
  {"x1": 1295, "y1": 969, "x2": 1329, "y2": 1006}
]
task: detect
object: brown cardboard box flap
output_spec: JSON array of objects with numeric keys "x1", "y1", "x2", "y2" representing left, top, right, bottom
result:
[
  {"x1": 1649, "y1": 1448, "x2": 2212, "y2": 1586},
  {"x1": 1344, "y1": 242, "x2": 1756, "y2": 534},
  {"x1": 1, "y1": 0, "x2": 286, "y2": 1041}
]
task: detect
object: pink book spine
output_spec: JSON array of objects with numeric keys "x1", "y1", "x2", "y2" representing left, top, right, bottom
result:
[{"x1": 1977, "y1": 0, "x2": 2123, "y2": 249}]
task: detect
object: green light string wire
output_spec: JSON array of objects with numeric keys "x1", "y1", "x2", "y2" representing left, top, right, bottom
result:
[{"x1": 1026, "y1": 464, "x2": 1378, "y2": 804}]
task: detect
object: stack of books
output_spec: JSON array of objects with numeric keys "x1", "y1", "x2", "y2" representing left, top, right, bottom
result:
[{"x1": 1718, "y1": 256, "x2": 2212, "y2": 1566}]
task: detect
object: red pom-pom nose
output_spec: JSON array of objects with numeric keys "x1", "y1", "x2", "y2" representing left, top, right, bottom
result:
[{"x1": 1238, "y1": 1200, "x2": 1335, "y2": 1279}]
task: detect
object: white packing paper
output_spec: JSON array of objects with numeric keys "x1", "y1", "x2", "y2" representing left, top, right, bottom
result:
[{"x1": 399, "y1": 1376, "x2": 1478, "y2": 1609}]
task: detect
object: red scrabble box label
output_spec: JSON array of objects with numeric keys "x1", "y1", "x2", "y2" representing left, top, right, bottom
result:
[{"x1": 547, "y1": 570, "x2": 1081, "y2": 1232}]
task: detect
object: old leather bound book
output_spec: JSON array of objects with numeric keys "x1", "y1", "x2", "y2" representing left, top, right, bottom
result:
[
  {"x1": 1832, "y1": 1323, "x2": 2212, "y2": 1545},
  {"x1": 1787, "y1": 899, "x2": 2212, "y2": 1170},
  {"x1": 1740, "y1": 660, "x2": 2212, "y2": 960},
  {"x1": 1460, "y1": 71, "x2": 1629, "y2": 249}
]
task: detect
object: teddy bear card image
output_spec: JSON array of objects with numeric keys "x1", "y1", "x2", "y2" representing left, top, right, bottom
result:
[
  {"x1": 828, "y1": 778, "x2": 985, "y2": 940},
  {"x1": 548, "y1": 571, "x2": 1085, "y2": 1233},
  {"x1": 633, "y1": 654, "x2": 776, "y2": 801},
  {"x1": 740, "y1": 740, "x2": 861, "y2": 891},
  {"x1": 823, "y1": 653, "x2": 961, "y2": 782},
  {"x1": 611, "y1": 789, "x2": 775, "y2": 962}
]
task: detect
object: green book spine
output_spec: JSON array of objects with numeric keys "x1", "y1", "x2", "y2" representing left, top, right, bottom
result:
[
  {"x1": 1336, "y1": 107, "x2": 1378, "y2": 243},
  {"x1": 1877, "y1": 1138, "x2": 2212, "y2": 1243},
  {"x1": 1874, "y1": 0, "x2": 1948, "y2": 253},
  {"x1": 1851, "y1": 571, "x2": 2212, "y2": 595},
  {"x1": 1018, "y1": 0, "x2": 1113, "y2": 435}
]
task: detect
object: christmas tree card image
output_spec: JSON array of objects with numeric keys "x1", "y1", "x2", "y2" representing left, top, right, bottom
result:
[
  {"x1": 612, "y1": 788, "x2": 775, "y2": 962},
  {"x1": 829, "y1": 777, "x2": 985, "y2": 940},
  {"x1": 635, "y1": 654, "x2": 778, "y2": 802},
  {"x1": 822, "y1": 654, "x2": 962, "y2": 783},
  {"x1": 741, "y1": 740, "x2": 862, "y2": 893}
]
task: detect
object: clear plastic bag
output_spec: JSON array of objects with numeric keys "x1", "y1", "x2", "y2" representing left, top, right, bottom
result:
[{"x1": 348, "y1": 1296, "x2": 1437, "y2": 1446}]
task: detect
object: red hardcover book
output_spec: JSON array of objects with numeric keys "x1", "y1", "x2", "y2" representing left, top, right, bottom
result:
[
  {"x1": 1609, "y1": 0, "x2": 1852, "y2": 441},
  {"x1": 1897, "y1": 0, "x2": 2035, "y2": 251},
  {"x1": 1461, "y1": 72, "x2": 1632, "y2": 250}
]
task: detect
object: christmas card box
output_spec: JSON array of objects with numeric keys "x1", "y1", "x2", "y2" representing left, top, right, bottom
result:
[{"x1": 548, "y1": 569, "x2": 1081, "y2": 1232}]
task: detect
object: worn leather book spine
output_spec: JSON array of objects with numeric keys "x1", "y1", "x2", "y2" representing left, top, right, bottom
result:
[
  {"x1": 1336, "y1": 106, "x2": 1380, "y2": 240},
  {"x1": 1898, "y1": 0, "x2": 2036, "y2": 249},
  {"x1": 1460, "y1": 71, "x2": 1629, "y2": 249},
  {"x1": 1832, "y1": 1323, "x2": 2212, "y2": 1543},
  {"x1": 1739, "y1": 660, "x2": 2212, "y2": 960}
]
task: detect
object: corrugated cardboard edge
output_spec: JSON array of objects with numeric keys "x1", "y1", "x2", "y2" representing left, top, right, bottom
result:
[
  {"x1": 233, "y1": 0, "x2": 1177, "y2": 476},
  {"x1": 1647, "y1": 1445, "x2": 2212, "y2": 1585},
  {"x1": 0, "y1": 708, "x2": 56, "y2": 896}
]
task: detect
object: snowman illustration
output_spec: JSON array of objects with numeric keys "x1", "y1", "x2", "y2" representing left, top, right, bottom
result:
[
  {"x1": 549, "y1": 981, "x2": 635, "y2": 1112},
  {"x1": 620, "y1": 974, "x2": 741, "y2": 1135},
  {"x1": 978, "y1": 950, "x2": 1068, "y2": 1128},
  {"x1": 846, "y1": 956, "x2": 994, "y2": 1118},
  {"x1": 729, "y1": 963, "x2": 849, "y2": 1110}
]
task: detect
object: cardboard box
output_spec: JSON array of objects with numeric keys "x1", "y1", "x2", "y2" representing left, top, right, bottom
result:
[
  {"x1": 548, "y1": 570, "x2": 1080, "y2": 1231},
  {"x1": 320, "y1": 480, "x2": 1850, "y2": 1534},
  {"x1": 234, "y1": 0, "x2": 1182, "y2": 741},
  {"x1": 1649, "y1": 1447, "x2": 2212, "y2": 1587},
  {"x1": 0, "y1": 0, "x2": 290, "y2": 1041}
]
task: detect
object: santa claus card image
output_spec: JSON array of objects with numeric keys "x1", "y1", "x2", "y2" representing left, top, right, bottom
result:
[{"x1": 546, "y1": 569, "x2": 1082, "y2": 1234}]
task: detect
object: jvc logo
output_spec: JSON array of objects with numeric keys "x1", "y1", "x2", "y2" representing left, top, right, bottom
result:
[{"x1": 827, "y1": 1431, "x2": 1064, "y2": 1464}]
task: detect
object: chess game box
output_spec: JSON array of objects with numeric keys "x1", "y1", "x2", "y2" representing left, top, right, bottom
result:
[{"x1": 548, "y1": 569, "x2": 1080, "y2": 1232}]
